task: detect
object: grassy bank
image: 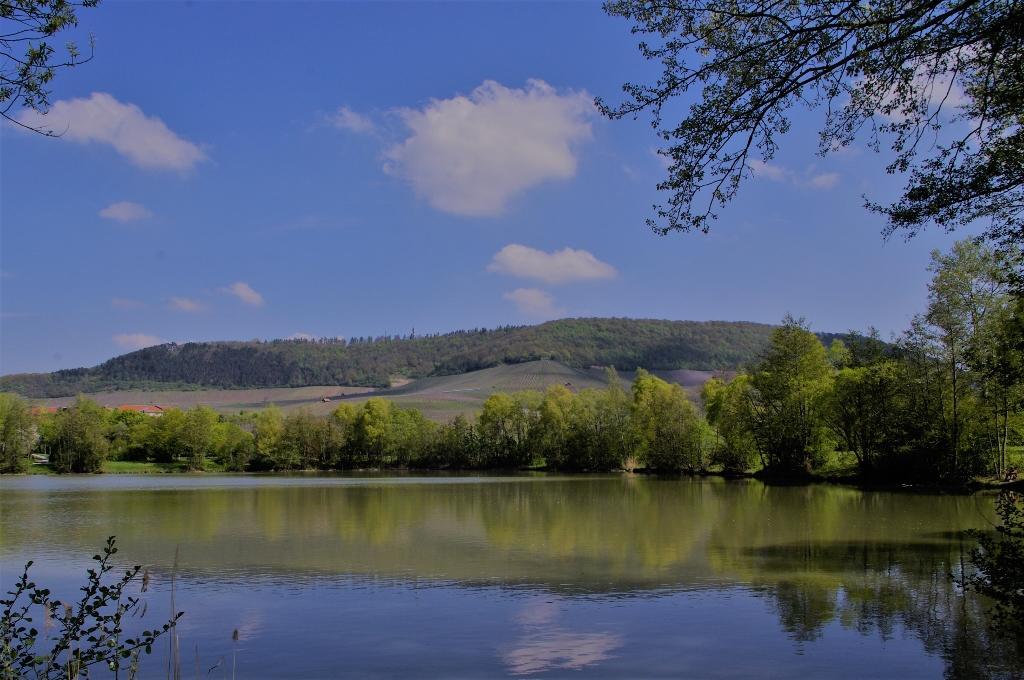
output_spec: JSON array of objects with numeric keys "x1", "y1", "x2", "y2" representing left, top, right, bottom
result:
[{"x1": 28, "y1": 460, "x2": 228, "y2": 474}]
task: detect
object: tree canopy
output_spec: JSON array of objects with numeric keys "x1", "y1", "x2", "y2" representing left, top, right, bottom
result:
[
  {"x1": 1, "y1": 0, "x2": 99, "y2": 133},
  {"x1": 598, "y1": 0, "x2": 1022, "y2": 276}
]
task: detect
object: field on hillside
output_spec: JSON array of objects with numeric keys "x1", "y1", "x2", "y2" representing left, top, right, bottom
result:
[
  {"x1": 33, "y1": 360, "x2": 727, "y2": 422},
  {"x1": 37, "y1": 386, "x2": 376, "y2": 413}
]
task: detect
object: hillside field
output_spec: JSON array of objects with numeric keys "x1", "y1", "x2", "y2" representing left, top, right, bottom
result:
[
  {"x1": 32, "y1": 360, "x2": 728, "y2": 422},
  {"x1": 2, "y1": 318, "x2": 799, "y2": 398}
]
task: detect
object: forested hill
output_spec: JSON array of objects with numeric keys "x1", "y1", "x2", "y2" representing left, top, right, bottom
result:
[{"x1": 1, "y1": 318, "x2": 846, "y2": 398}]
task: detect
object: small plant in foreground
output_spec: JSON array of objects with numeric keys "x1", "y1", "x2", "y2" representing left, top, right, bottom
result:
[{"x1": 1, "y1": 536, "x2": 182, "y2": 679}]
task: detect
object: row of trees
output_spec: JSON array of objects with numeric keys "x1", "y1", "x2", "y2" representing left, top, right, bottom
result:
[
  {"x1": 0, "y1": 368, "x2": 713, "y2": 474},
  {"x1": 703, "y1": 241, "x2": 1023, "y2": 481},
  {"x1": 1, "y1": 240, "x2": 1019, "y2": 481}
]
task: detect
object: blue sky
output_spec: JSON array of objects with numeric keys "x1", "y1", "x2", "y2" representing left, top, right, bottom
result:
[{"x1": 0, "y1": 2, "x2": 975, "y2": 374}]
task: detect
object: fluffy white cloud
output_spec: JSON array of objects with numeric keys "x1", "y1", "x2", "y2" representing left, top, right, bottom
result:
[
  {"x1": 169, "y1": 297, "x2": 204, "y2": 312},
  {"x1": 113, "y1": 333, "x2": 165, "y2": 350},
  {"x1": 384, "y1": 79, "x2": 594, "y2": 216},
  {"x1": 222, "y1": 282, "x2": 264, "y2": 307},
  {"x1": 99, "y1": 201, "x2": 152, "y2": 223},
  {"x1": 488, "y1": 244, "x2": 616, "y2": 284},
  {"x1": 331, "y1": 106, "x2": 374, "y2": 134},
  {"x1": 503, "y1": 288, "x2": 564, "y2": 319},
  {"x1": 750, "y1": 160, "x2": 840, "y2": 190},
  {"x1": 18, "y1": 92, "x2": 206, "y2": 170}
]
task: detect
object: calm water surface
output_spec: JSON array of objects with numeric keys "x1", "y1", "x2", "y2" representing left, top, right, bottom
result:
[{"x1": 1, "y1": 474, "x2": 1019, "y2": 678}]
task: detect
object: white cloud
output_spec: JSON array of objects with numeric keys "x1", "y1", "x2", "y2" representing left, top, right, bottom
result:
[
  {"x1": 222, "y1": 281, "x2": 264, "y2": 307},
  {"x1": 749, "y1": 159, "x2": 840, "y2": 190},
  {"x1": 17, "y1": 92, "x2": 206, "y2": 170},
  {"x1": 503, "y1": 288, "x2": 564, "y2": 319},
  {"x1": 169, "y1": 297, "x2": 204, "y2": 312},
  {"x1": 488, "y1": 244, "x2": 616, "y2": 284},
  {"x1": 880, "y1": 71, "x2": 969, "y2": 123},
  {"x1": 384, "y1": 79, "x2": 594, "y2": 216},
  {"x1": 99, "y1": 201, "x2": 152, "y2": 223},
  {"x1": 331, "y1": 106, "x2": 375, "y2": 134},
  {"x1": 808, "y1": 172, "x2": 840, "y2": 189},
  {"x1": 113, "y1": 333, "x2": 165, "y2": 350},
  {"x1": 111, "y1": 298, "x2": 146, "y2": 310},
  {"x1": 748, "y1": 159, "x2": 790, "y2": 181}
]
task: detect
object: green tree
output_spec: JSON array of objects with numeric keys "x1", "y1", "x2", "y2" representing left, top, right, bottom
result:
[
  {"x1": 106, "y1": 409, "x2": 148, "y2": 461},
  {"x1": 922, "y1": 241, "x2": 1010, "y2": 475},
  {"x1": 217, "y1": 420, "x2": 254, "y2": 471},
  {"x1": 180, "y1": 406, "x2": 218, "y2": 471},
  {"x1": 826, "y1": 361, "x2": 903, "y2": 476},
  {"x1": 387, "y1": 408, "x2": 435, "y2": 467},
  {"x1": 427, "y1": 414, "x2": 479, "y2": 469},
  {"x1": 748, "y1": 317, "x2": 834, "y2": 475},
  {"x1": 279, "y1": 409, "x2": 343, "y2": 469},
  {"x1": 353, "y1": 397, "x2": 394, "y2": 466},
  {"x1": 251, "y1": 406, "x2": 284, "y2": 470},
  {"x1": 146, "y1": 407, "x2": 185, "y2": 464},
  {"x1": 478, "y1": 392, "x2": 537, "y2": 468},
  {"x1": 599, "y1": 0, "x2": 1023, "y2": 276},
  {"x1": 47, "y1": 396, "x2": 108, "y2": 473},
  {"x1": 0, "y1": 393, "x2": 36, "y2": 472},
  {"x1": 534, "y1": 384, "x2": 574, "y2": 468},
  {"x1": 631, "y1": 369, "x2": 712, "y2": 472},
  {"x1": 702, "y1": 375, "x2": 758, "y2": 474}
]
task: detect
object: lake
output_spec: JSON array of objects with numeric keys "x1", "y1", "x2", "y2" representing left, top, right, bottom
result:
[{"x1": 1, "y1": 474, "x2": 1019, "y2": 678}]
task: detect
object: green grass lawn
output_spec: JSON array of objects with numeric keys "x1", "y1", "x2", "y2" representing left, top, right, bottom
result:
[{"x1": 26, "y1": 460, "x2": 228, "y2": 474}]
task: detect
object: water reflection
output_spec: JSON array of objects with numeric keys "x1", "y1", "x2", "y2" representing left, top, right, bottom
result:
[
  {"x1": 1, "y1": 475, "x2": 1019, "y2": 677},
  {"x1": 504, "y1": 598, "x2": 621, "y2": 675}
]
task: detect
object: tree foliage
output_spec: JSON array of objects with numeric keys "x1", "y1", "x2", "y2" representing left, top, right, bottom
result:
[
  {"x1": 0, "y1": 392, "x2": 35, "y2": 473},
  {"x1": 599, "y1": 0, "x2": 1023, "y2": 275},
  {"x1": 747, "y1": 316, "x2": 834, "y2": 475},
  {"x1": 1, "y1": 0, "x2": 99, "y2": 133},
  {"x1": 964, "y1": 491, "x2": 1024, "y2": 644}
]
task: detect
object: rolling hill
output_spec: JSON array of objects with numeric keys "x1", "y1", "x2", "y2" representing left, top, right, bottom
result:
[
  {"x1": 1, "y1": 317, "x2": 845, "y2": 398},
  {"x1": 31, "y1": 360, "x2": 726, "y2": 422}
]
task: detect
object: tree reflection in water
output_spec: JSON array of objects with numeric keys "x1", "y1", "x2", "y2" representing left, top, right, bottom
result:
[{"x1": 1, "y1": 475, "x2": 1020, "y2": 677}]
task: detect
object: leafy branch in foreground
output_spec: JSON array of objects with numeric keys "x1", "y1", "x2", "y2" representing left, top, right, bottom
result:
[
  {"x1": 0, "y1": 536, "x2": 182, "y2": 679},
  {"x1": 598, "y1": 0, "x2": 1023, "y2": 278},
  {"x1": 964, "y1": 491, "x2": 1024, "y2": 644},
  {"x1": 1, "y1": 0, "x2": 100, "y2": 135}
]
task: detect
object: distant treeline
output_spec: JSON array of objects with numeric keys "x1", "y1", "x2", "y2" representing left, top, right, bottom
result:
[
  {"x1": 2, "y1": 242, "x2": 1021, "y2": 483},
  {"x1": 1, "y1": 240, "x2": 1020, "y2": 482},
  {"x1": 0, "y1": 319, "x2": 847, "y2": 398},
  {"x1": 0, "y1": 370, "x2": 704, "y2": 474}
]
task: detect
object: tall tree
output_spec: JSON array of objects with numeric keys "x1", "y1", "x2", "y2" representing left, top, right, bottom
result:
[
  {"x1": 599, "y1": 0, "x2": 1023, "y2": 275},
  {"x1": 47, "y1": 396, "x2": 108, "y2": 473},
  {"x1": 922, "y1": 240, "x2": 1009, "y2": 473},
  {"x1": 180, "y1": 406, "x2": 218, "y2": 471},
  {"x1": 748, "y1": 316, "x2": 834, "y2": 474},
  {"x1": 0, "y1": 393, "x2": 35, "y2": 472}
]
